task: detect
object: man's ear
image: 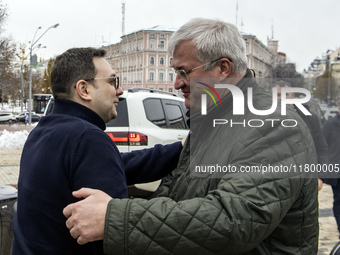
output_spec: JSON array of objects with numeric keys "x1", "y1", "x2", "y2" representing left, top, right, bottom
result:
[
  {"x1": 219, "y1": 58, "x2": 232, "y2": 78},
  {"x1": 75, "y1": 80, "x2": 92, "y2": 101}
]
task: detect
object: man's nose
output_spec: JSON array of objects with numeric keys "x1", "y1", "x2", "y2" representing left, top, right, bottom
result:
[
  {"x1": 174, "y1": 75, "x2": 185, "y2": 90},
  {"x1": 116, "y1": 86, "x2": 124, "y2": 96}
]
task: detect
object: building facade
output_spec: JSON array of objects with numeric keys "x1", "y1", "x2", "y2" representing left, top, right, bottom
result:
[
  {"x1": 104, "y1": 25, "x2": 177, "y2": 93},
  {"x1": 243, "y1": 34, "x2": 277, "y2": 78},
  {"x1": 329, "y1": 49, "x2": 340, "y2": 80},
  {"x1": 103, "y1": 26, "x2": 284, "y2": 93}
]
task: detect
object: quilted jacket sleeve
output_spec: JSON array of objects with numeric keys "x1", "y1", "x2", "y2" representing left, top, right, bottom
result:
[{"x1": 104, "y1": 177, "x2": 312, "y2": 255}]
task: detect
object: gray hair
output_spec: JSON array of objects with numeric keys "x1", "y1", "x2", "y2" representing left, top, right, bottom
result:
[
  {"x1": 273, "y1": 80, "x2": 292, "y2": 88},
  {"x1": 168, "y1": 18, "x2": 247, "y2": 76}
]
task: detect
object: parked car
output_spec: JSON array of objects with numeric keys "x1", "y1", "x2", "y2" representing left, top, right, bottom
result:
[
  {"x1": 105, "y1": 88, "x2": 188, "y2": 152},
  {"x1": 107, "y1": 88, "x2": 189, "y2": 197},
  {"x1": 44, "y1": 88, "x2": 189, "y2": 197},
  {"x1": 16, "y1": 113, "x2": 41, "y2": 123},
  {"x1": 15, "y1": 112, "x2": 36, "y2": 121},
  {"x1": 0, "y1": 113, "x2": 17, "y2": 124}
]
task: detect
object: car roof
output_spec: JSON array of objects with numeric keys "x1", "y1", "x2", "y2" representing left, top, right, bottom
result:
[{"x1": 121, "y1": 88, "x2": 183, "y2": 101}]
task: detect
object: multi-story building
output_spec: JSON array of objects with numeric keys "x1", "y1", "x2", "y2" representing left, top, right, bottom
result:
[
  {"x1": 305, "y1": 49, "x2": 340, "y2": 79},
  {"x1": 103, "y1": 25, "x2": 285, "y2": 93},
  {"x1": 242, "y1": 34, "x2": 277, "y2": 78},
  {"x1": 329, "y1": 49, "x2": 340, "y2": 80},
  {"x1": 104, "y1": 25, "x2": 177, "y2": 93}
]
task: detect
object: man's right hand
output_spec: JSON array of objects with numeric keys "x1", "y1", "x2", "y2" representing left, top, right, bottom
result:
[{"x1": 63, "y1": 188, "x2": 112, "y2": 245}]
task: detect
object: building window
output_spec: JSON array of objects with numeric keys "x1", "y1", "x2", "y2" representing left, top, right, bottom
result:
[
  {"x1": 150, "y1": 57, "x2": 155, "y2": 65},
  {"x1": 169, "y1": 88, "x2": 173, "y2": 93},
  {"x1": 159, "y1": 87, "x2": 164, "y2": 91},
  {"x1": 149, "y1": 72, "x2": 154, "y2": 81},
  {"x1": 160, "y1": 40, "x2": 165, "y2": 49},
  {"x1": 159, "y1": 72, "x2": 164, "y2": 81},
  {"x1": 150, "y1": 39, "x2": 155, "y2": 49},
  {"x1": 169, "y1": 58, "x2": 173, "y2": 66},
  {"x1": 160, "y1": 57, "x2": 164, "y2": 65},
  {"x1": 150, "y1": 33, "x2": 155, "y2": 37},
  {"x1": 160, "y1": 33, "x2": 165, "y2": 37},
  {"x1": 169, "y1": 73, "x2": 174, "y2": 82}
]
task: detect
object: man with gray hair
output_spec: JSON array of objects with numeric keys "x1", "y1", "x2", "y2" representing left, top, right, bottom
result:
[{"x1": 63, "y1": 18, "x2": 318, "y2": 254}]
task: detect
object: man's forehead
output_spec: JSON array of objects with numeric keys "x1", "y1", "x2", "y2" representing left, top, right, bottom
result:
[
  {"x1": 172, "y1": 58, "x2": 185, "y2": 69},
  {"x1": 94, "y1": 57, "x2": 114, "y2": 74},
  {"x1": 172, "y1": 42, "x2": 199, "y2": 68}
]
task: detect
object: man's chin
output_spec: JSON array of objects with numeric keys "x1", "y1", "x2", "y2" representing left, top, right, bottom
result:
[
  {"x1": 105, "y1": 112, "x2": 117, "y2": 123},
  {"x1": 111, "y1": 112, "x2": 117, "y2": 120}
]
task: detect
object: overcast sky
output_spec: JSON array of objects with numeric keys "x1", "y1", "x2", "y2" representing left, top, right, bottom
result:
[{"x1": 4, "y1": 0, "x2": 340, "y2": 72}]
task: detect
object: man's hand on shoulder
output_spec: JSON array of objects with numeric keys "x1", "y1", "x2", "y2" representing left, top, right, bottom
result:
[{"x1": 63, "y1": 188, "x2": 112, "y2": 245}]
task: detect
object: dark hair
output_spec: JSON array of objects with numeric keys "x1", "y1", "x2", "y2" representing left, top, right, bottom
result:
[{"x1": 51, "y1": 47, "x2": 106, "y2": 99}]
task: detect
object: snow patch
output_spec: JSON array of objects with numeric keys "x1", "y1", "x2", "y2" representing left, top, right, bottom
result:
[{"x1": 0, "y1": 130, "x2": 29, "y2": 150}]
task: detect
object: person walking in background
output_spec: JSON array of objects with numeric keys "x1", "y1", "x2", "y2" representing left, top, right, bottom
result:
[
  {"x1": 24, "y1": 113, "x2": 28, "y2": 126},
  {"x1": 322, "y1": 101, "x2": 340, "y2": 254},
  {"x1": 273, "y1": 80, "x2": 328, "y2": 190},
  {"x1": 63, "y1": 18, "x2": 319, "y2": 255}
]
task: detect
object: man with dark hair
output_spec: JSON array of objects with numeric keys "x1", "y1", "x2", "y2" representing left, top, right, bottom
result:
[
  {"x1": 12, "y1": 47, "x2": 182, "y2": 255},
  {"x1": 64, "y1": 19, "x2": 318, "y2": 254}
]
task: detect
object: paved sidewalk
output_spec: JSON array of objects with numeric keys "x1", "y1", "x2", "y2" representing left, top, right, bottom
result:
[
  {"x1": 0, "y1": 125, "x2": 338, "y2": 254},
  {"x1": 0, "y1": 149, "x2": 21, "y2": 186},
  {"x1": 318, "y1": 184, "x2": 339, "y2": 254}
]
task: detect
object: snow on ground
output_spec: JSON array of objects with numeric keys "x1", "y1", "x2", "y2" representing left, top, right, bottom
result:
[
  {"x1": 0, "y1": 102, "x2": 38, "y2": 150},
  {"x1": 0, "y1": 130, "x2": 29, "y2": 150}
]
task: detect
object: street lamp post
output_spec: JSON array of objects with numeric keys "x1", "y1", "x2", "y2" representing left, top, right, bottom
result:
[
  {"x1": 28, "y1": 23, "x2": 59, "y2": 125},
  {"x1": 20, "y1": 59, "x2": 25, "y2": 113},
  {"x1": 18, "y1": 45, "x2": 45, "y2": 114},
  {"x1": 17, "y1": 47, "x2": 27, "y2": 113}
]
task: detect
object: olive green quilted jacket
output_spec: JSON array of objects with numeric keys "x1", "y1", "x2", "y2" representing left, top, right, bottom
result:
[{"x1": 103, "y1": 70, "x2": 319, "y2": 255}]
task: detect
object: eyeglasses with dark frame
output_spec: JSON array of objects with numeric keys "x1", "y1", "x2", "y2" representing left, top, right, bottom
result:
[
  {"x1": 171, "y1": 57, "x2": 231, "y2": 80},
  {"x1": 82, "y1": 75, "x2": 120, "y2": 89}
]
